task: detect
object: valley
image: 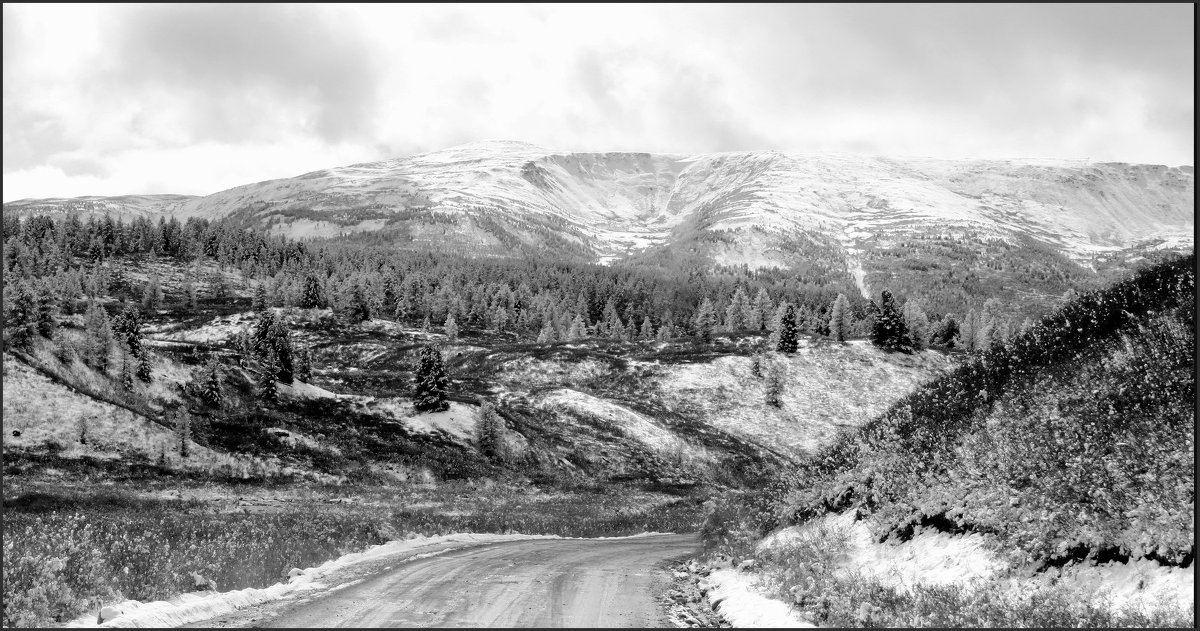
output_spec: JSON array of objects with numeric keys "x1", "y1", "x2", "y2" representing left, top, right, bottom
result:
[{"x1": 1, "y1": 144, "x2": 1194, "y2": 628}]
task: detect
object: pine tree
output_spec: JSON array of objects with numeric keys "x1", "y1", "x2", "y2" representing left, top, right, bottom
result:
[
  {"x1": 937, "y1": 314, "x2": 960, "y2": 347},
  {"x1": 299, "y1": 274, "x2": 326, "y2": 309},
  {"x1": 175, "y1": 408, "x2": 192, "y2": 459},
  {"x1": 491, "y1": 304, "x2": 508, "y2": 332},
  {"x1": 726, "y1": 287, "x2": 750, "y2": 332},
  {"x1": 267, "y1": 315, "x2": 294, "y2": 384},
  {"x1": 349, "y1": 284, "x2": 371, "y2": 322},
  {"x1": 639, "y1": 316, "x2": 654, "y2": 341},
  {"x1": 2, "y1": 280, "x2": 38, "y2": 351},
  {"x1": 765, "y1": 358, "x2": 785, "y2": 407},
  {"x1": 474, "y1": 401, "x2": 507, "y2": 461},
  {"x1": 199, "y1": 358, "x2": 224, "y2": 407},
  {"x1": 693, "y1": 298, "x2": 718, "y2": 343},
  {"x1": 828, "y1": 294, "x2": 851, "y2": 342},
  {"x1": 136, "y1": 352, "x2": 153, "y2": 383},
  {"x1": 976, "y1": 298, "x2": 1001, "y2": 351},
  {"x1": 141, "y1": 275, "x2": 162, "y2": 313},
  {"x1": 536, "y1": 318, "x2": 556, "y2": 343},
  {"x1": 32, "y1": 280, "x2": 60, "y2": 340},
  {"x1": 903, "y1": 300, "x2": 930, "y2": 351},
  {"x1": 184, "y1": 278, "x2": 199, "y2": 312},
  {"x1": 750, "y1": 288, "x2": 772, "y2": 331},
  {"x1": 413, "y1": 344, "x2": 450, "y2": 412},
  {"x1": 119, "y1": 350, "x2": 135, "y2": 391},
  {"x1": 956, "y1": 310, "x2": 977, "y2": 352},
  {"x1": 83, "y1": 300, "x2": 113, "y2": 371},
  {"x1": 750, "y1": 346, "x2": 766, "y2": 378},
  {"x1": 775, "y1": 303, "x2": 798, "y2": 353},
  {"x1": 444, "y1": 313, "x2": 459, "y2": 342},
  {"x1": 870, "y1": 290, "x2": 911, "y2": 352},
  {"x1": 566, "y1": 314, "x2": 587, "y2": 341},
  {"x1": 294, "y1": 344, "x2": 312, "y2": 382},
  {"x1": 259, "y1": 352, "x2": 279, "y2": 401},
  {"x1": 601, "y1": 299, "x2": 623, "y2": 339},
  {"x1": 252, "y1": 283, "x2": 268, "y2": 311}
]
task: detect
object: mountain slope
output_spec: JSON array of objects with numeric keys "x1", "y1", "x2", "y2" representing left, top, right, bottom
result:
[
  {"x1": 5, "y1": 142, "x2": 1192, "y2": 318},
  {"x1": 781, "y1": 252, "x2": 1195, "y2": 567}
]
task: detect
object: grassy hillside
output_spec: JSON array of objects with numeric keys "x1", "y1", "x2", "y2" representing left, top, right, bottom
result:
[{"x1": 779, "y1": 252, "x2": 1195, "y2": 567}]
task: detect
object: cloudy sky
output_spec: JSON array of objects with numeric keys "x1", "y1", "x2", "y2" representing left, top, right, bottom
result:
[{"x1": 3, "y1": 3, "x2": 1193, "y2": 201}]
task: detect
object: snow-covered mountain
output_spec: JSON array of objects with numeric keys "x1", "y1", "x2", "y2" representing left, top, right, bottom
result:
[
  {"x1": 156, "y1": 140, "x2": 1190, "y2": 265},
  {"x1": 5, "y1": 141, "x2": 1192, "y2": 307},
  {"x1": 3, "y1": 194, "x2": 198, "y2": 223}
]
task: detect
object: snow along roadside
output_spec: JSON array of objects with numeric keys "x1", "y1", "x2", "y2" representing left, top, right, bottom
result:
[
  {"x1": 701, "y1": 568, "x2": 814, "y2": 628},
  {"x1": 64, "y1": 531, "x2": 667, "y2": 629}
]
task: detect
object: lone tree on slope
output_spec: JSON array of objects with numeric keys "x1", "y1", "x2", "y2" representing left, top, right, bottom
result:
[
  {"x1": 413, "y1": 344, "x2": 450, "y2": 413},
  {"x1": 474, "y1": 401, "x2": 508, "y2": 462}
]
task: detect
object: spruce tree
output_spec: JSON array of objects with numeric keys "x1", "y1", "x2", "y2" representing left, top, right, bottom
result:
[
  {"x1": 444, "y1": 313, "x2": 459, "y2": 342},
  {"x1": 903, "y1": 300, "x2": 930, "y2": 351},
  {"x1": 413, "y1": 344, "x2": 450, "y2": 412},
  {"x1": 3, "y1": 280, "x2": 38, "y2": 351},
  {"x1": 474, "y1": 401, "x2": 507, "y2": 461},
  {"x1": 259, "y1": 352, "x2": 279, "y2": 401},
  {"x1": 184, "y1": 278, "x2": 199, "y2": 312},
  {"x1": 299, "y1": 274, "x2": 326, "y2": 309},
  {"x1": 957, "y1": 310, "x2": 977, "y2": 352},
  {"x1": 119, "y1": 351, "x2": 135, "y2": 391},
  {"x1": 601, "y1": 299, "x2": 623, "y2": 339},
  {"x1": 536, "y1": 318, "x2": 556, "y2": 343},
  {"x1": 937, "y1": 314, "x2": 960, "y2": 347},
  {"x1": 829, "y1": 294, "x2": 851, "y2": 342},
  {"x1": 175, "y1": 408, "x2": 192, "y2": 459},
  {"x1": 566, "y1": 314, "x2": 587, "y2": 341},
  {"x1": 765, "y1": 358, "x2": 785, "y2": 407},
  {"x1": 83, "y1": 300, "x2": 113, "y2": 371},
  {"x1": 349, "y1": 284, "x2": 371, "y2": 322},
  {"x1": 750, "y1": 288, "x2": 772, "y2": 331},
  {"x1": 693, "y1": 298, "x2": 718, "y2": 343},
  {"x1": 775, "y1": 303, "x2": 798, "y2": 353},
  {"x1": 294, "y1": 344, "x2": 312, "y2": 382},
  {"x1": 252, "y1": 283, "x2": 268, "y2": 312},
  {"x1": 871, "y1": 290, "x2": 911, "y2": 352},
  {"x1": 639, "y1": 316, "x2": 654, "y2": 341},
  {"x1": 142, "y1": 275, "x2": 162, "y2": 313},
  {"x1": 199, "y1": 358, "x2": 224, "y2": 407},
  {"x1": 32, "y1": 280, "x2": 59, "y2": 340},
  {"x1": 726, "y1": 287, "x2": 750, "y2": 331}
]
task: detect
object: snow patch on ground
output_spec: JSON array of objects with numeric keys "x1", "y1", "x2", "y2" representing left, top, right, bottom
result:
[
  {"x1": 760, "y1": 511, "x2": 1001, "y2": 589},
  {"x1": 538, "y1": 388, "x2": 689, "y2": 454},
  {"x1": 759, "y1": 511, "x2": 1194, "y2": 616},
  {"x1": 276, "y1": 379, "x2": 342, "y2": 400},
  {"x1": 702, "y1": 569, "x2": 813, "y2": 628}
]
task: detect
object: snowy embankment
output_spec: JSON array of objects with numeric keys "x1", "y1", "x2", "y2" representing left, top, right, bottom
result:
[
  {"x1": 701, "y1": 569, "x2": 814, "y2": 628},
  {"x1": 715, "y1": 511, "x2": 1194, "y2": 626},
  {"x1": 64, "y1": 533, "x2": 554, "y2": 628}
]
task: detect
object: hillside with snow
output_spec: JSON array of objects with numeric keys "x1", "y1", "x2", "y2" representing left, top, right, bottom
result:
[{"x1": 5, "y1": 142, "x2": 1192, "y2": 316}]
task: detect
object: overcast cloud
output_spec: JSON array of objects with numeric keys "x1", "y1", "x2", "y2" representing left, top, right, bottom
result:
[{"x1": 3, "y1": 3, "x2": 1193, "y2": 201}]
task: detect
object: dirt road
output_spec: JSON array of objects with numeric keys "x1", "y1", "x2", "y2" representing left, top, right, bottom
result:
[{"x1": 235, "y1": 534, "x2": 698, "y2": 627}]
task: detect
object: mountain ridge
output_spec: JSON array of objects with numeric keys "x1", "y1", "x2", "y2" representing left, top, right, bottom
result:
[{"x1": 5, "y1": 142, "x2": 1193, "y2": 317}]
